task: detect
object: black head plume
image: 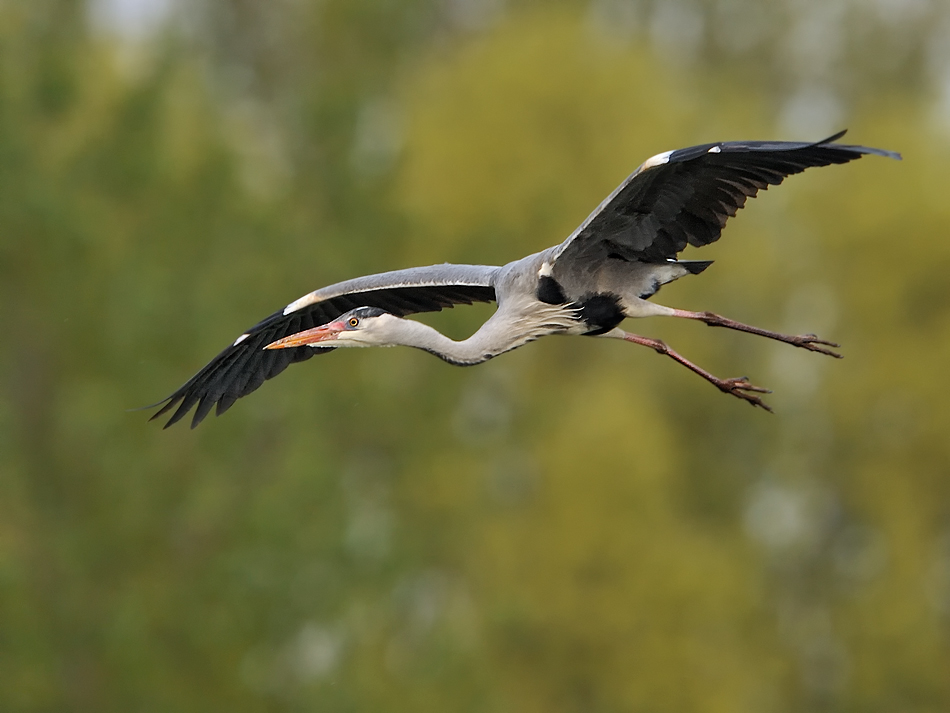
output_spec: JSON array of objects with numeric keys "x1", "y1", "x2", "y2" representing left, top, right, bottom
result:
[{"x1": 348, "y1": 306, "x2": 389, "y2": 319}]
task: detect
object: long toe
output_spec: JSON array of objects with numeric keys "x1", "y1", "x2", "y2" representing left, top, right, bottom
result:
[
  {"x1": 724, "y1": 376, "x2": 771, "y2": 394},
  {"x1": 718, "y1": 377, "x2": 774, "y2": 412},
  {"x1": 796, "y1": 334, "x2": 843, "y2": 358}
]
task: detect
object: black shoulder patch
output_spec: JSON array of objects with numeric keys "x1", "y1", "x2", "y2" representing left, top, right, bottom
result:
[{"x1": 537, "y1": 275, "x2": 568, "y2": 304}]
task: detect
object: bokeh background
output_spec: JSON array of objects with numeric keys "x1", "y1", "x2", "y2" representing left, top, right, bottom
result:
[{"x1": 2, "y1": 0, "x2": 949, "y2": 710}]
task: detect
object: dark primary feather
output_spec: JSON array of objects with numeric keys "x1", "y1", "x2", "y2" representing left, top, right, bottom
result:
[
  {"x1": 149, "y1": 278, "x2": 496, "y2": 429},
  {"x1": 554, "y1": 131, "x2": 901, "y2": 265}
]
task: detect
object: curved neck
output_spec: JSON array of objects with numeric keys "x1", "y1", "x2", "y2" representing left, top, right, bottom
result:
[
  {"x1": 375, "y1": 307, "x2": 573, "y2": 365},
  {"x1": 386, "y1": 316, "x2": 514, "y2": 366}
]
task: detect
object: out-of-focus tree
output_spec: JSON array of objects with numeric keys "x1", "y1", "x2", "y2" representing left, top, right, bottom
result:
[{"x1": 1, "y1": 1, "x2": 948, "y2": 711}]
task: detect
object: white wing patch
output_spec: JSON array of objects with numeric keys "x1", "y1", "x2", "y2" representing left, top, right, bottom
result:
[
  {"x1": 284, "y1": 294, "x2": 318, "y2": 315},
  {"x1": 232, "y1": 333, "x2": 250, "y2": 346},
  {"x1": 642, "y1": 149, "x2": 673, "y2": 170},
  {"x1": 707, "y1": 145, "x2": 722, "y2": 154}
]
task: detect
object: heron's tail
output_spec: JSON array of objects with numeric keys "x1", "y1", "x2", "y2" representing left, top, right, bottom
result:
[{"x1": 678, "y1": 260, "x2": 714, "y2": 275}]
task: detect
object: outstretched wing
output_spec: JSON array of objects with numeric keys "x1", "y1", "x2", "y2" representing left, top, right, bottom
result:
[
  {"x1": 149, "y1": 264, "x2": 499, "y2": 428},
  {"x1": 552, "y1": 131, "x2": 900, "y2": 267}
]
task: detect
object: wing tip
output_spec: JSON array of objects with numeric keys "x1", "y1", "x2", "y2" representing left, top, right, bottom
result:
[
  {"x1": 816, "y1": 129, "x2": 848, "y2": 144},
  {"x1": 818, "y1": 128, "x2": 902, "y2": 161}
]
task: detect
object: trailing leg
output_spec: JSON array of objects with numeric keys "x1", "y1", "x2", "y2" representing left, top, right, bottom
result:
[
  {"x1": 670, "y1": 309, "x2": 842, "y2": 358},
  {"x1": 607, "y1": 330, "x2": 773, "y2": 412}
]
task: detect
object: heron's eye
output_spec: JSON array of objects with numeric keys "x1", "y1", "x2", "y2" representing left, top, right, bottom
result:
[{"x1": 348, "y1": 317, "x2": 359, "y2": 328}]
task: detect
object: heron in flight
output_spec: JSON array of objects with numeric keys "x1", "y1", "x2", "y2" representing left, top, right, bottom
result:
[{"x1": 150, "y1": 131, "x2": 898, "y2": 428}]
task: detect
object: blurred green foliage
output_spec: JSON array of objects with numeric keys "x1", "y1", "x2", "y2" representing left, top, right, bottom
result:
[{"x1": 1, "y1": 1, "x2": 949, "y2": 711}]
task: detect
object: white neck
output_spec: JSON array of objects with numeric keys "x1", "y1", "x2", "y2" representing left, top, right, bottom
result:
[{"x1": 349, "y1": 308, "x2": 577, "y2": 365}]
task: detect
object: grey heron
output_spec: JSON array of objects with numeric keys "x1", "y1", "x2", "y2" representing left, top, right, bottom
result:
[{"x1": 149, "y1": 130, "x2": 899, "y2": 428}]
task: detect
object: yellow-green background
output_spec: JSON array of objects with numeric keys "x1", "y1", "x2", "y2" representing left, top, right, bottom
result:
[{"x1": 2, "y1": 1, "x2": 948, "y2": 710}]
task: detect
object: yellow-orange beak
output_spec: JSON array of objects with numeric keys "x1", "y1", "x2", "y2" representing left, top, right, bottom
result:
[{"x1": 264, "y1": 320, "x2": 346, "y2": 349}]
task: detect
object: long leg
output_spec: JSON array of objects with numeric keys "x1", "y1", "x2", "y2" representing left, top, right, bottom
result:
[
  {"x1": 670, "y1": 309, "x2": 842, "y2": 358},
  {"x1": 607, "y1": 330, "x2": 773, "y2": 412}
]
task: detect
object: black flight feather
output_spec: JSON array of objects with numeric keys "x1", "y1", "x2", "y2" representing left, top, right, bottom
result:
[
  {"x1": 148, "y1": 281, "x2": 496, "y2": 428},
  {"x1": 555, "y1": 131, "x2": 901, "y2": 266}
]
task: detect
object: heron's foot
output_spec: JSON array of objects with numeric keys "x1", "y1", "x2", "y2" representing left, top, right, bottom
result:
[
  {"x1": 714, "y1": 376, "x2": 773, "y2": 412},
  {"x1": 789, "y1": 333, "x2": 843, "y2": 358}
]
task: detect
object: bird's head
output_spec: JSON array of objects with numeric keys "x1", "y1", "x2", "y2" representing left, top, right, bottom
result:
[{"x1": 264, "y1": 306, "x2": 400, "y2": 350}]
